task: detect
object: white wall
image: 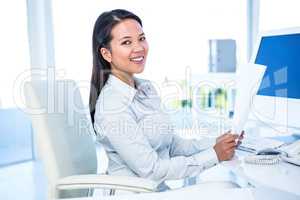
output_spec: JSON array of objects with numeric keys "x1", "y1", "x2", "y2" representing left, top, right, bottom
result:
[
  {"x1": 0, "y1": 1, "x2": 30, "y2": 108},
  {"x1": 51, "y1": 0, "x2": 247, "y2": 87}
]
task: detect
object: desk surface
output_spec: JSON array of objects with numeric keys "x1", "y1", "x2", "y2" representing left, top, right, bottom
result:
[
  {"x1": 221, "y1": 151, "x2": 300, "y2": 196},
  {"x1": 61, "y1": 187, "x2": 300, "y2": 200},
  {"x1": 176, "y1": 121, "x2": 300, "y2": 196}
]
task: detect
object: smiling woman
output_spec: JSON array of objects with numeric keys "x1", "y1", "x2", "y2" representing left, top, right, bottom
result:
[
  {"x1": 89, "y1": 9, "x2": 147, "y2": 123},
  {"x1": 100, "y1": 18, "x2": 148, "y2": 86},
  {"x1": 89, "y1": 9, "x2": 241, "y2": 192}
]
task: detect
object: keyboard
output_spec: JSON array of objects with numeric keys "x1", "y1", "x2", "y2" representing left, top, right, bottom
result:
[{"x1": 237, "y1": 137, "x2": 285, "y2": 153}]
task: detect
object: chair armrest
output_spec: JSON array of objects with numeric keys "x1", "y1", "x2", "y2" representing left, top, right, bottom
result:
[{"x1": 56, "y1": 174, "x2": 158, "y2": 193}]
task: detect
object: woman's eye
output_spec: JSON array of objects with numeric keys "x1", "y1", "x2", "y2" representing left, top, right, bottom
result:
[
  {"x1": 140, "y1": 36, "x2": 146, "y2": 41},
  {"x1": 121, "y1": 40, "x2": 131, "y2": 45}
]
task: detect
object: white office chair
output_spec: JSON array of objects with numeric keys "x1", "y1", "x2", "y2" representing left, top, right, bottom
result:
[{"x1": 23, "y1": 79, "x2": 158, "y2": 199}]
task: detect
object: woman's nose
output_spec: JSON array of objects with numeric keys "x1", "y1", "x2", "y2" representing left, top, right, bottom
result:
[{"x1": 132, "y1": 42, "x2": 144, "y2": 52}]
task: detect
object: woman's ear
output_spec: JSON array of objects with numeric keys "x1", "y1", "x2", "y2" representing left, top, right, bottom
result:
[{"x1": 100, "y1": 47, "x2": 112, "y2": 63}]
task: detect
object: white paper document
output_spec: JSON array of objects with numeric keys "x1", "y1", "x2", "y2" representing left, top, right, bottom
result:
[
  {"x1": 232, "y1": 63, "x2": 267, "y2": 135},
  {"x1": 238, "y1": 137, "x2": 284, "y2": 153}
]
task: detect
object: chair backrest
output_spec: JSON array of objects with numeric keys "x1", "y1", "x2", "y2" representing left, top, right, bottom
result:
[{"x1": 23, "y1": 79, "x2": 97, "y2": 198}]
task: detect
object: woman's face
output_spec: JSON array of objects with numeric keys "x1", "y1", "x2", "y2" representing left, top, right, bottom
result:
[{"x1": 101, "y1": 19, "x2": 149, "y2": 79}]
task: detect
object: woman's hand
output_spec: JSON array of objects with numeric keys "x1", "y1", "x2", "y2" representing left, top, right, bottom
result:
[{"x1": 214, "y1": 132, "x2": 239, "y2": 161}]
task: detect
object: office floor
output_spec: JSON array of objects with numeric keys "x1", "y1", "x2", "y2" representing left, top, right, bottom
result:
[
  {"x1": 0, "y1": 159, "x2": 233, "y2": 200},
  {"x1": 0, "y1": 161, "x2": 46, "y2": 200},
  {"x1": 0, "y1": 144, "x2": 108, "y2": 200}
]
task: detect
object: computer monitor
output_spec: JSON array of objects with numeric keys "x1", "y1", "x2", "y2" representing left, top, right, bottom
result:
[{"x1": 250, "y1": 27, "x2": 300, "y2": 131}]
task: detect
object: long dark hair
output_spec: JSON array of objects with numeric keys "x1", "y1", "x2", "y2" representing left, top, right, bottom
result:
[{"x1": 89, "y1": 9, "x2": 143, "y2": 124}]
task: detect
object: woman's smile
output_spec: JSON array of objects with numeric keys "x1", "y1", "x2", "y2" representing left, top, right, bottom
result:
[{"x1": 130, "y1": 55, "x2": 145, "y2": 64}]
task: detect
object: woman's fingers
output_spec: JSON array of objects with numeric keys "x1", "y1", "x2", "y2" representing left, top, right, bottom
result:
[
  {"x1": 214, "y1": 131, "x2": 240, "y2": 161},
  {"x1": 214, "y1": 140, "x2": 236, "y2": 161},
  {"x1": 225, "y1": 141, "x2": 237, "y2": 149},
  {"x1": 218, "y1": 130, "x2": 232, "y2": 139},
  {"x1": 222, "y1": 134, "x2": 239, "y2": 143}
]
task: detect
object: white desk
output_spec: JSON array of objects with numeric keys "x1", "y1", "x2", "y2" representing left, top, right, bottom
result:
[
  {"x1": 175, "y1": 116, "x2": 300, "y2": 196},
  {"x1": 60, "y1": 152, "x2": 300, "y2": 200},
  {"x1": 61, "y1": 187, "x2": 300, "y2": 200},
  {"x1": 221, "y1": 151, "x2": 300, "y2": 196}
]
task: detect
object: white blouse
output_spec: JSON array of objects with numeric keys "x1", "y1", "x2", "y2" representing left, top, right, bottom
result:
[{"x1": 94, "y1": 74, "x2": 219, "y2": 186}]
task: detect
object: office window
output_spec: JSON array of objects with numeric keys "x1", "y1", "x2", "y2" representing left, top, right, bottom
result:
[
  {"x1": 0, "y1": 1, "x2": 30, "y2": 108},
  {"x1": 259, "y1": 0, "x2": 300, "y2": 31},
  {"x1": 0, "y1": 1, "x2": 33, "y2": 166},
  {"x1": 52, "y1": 0, "x2": 246, "y2": 88},
  {"x1": 52, "y1": 0, "x2": 100, "y2": 105}
]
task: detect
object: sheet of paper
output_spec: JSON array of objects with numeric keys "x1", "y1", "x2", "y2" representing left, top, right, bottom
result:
[{"x1": 232, "y1": 63, "x2": 267, "y2": 135}]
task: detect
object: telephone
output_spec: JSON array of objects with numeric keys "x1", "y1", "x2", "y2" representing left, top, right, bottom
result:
[
  {"x1": 244, "y1": 149, "x2": 281, "y2": 165},
  {"x1": 244, "y1": 140, "x2": 300, "y2": 166}
]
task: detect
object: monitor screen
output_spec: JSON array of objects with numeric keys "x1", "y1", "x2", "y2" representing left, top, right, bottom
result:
[{"x1": 254, "y1": 33, "x2": 300, "y2": 99}]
